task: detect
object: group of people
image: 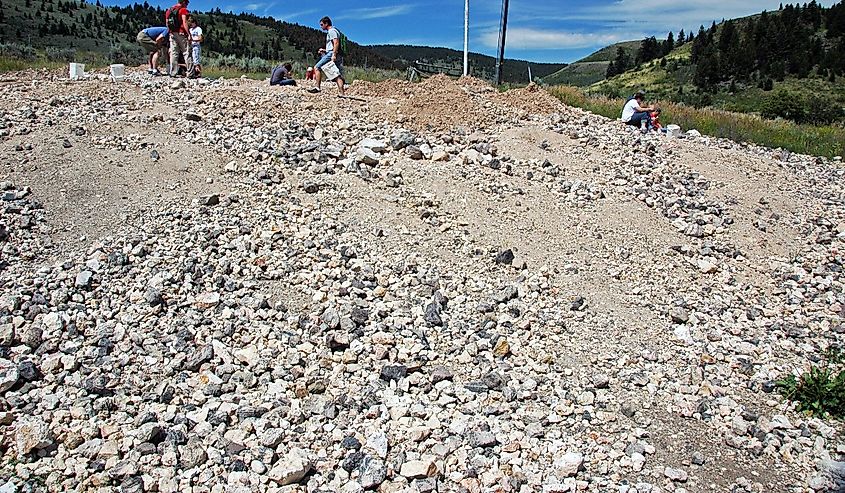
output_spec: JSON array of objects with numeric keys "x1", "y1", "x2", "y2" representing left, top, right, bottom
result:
[
  {"x1": 138, "y1": 7, "x2": 345, "y2": 96},
  {"x1": 268, "y1": 16, "x2": 347, "y2": 95},
  {"x1": 136, "y1": 0, "x2": 203, "y2": 78},
  {"x1": 620, "y1": 90, "x2": 662, "y2": 132}
]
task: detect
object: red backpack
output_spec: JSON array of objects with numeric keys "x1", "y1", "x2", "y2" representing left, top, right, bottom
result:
[{"x1": 165, "y1": 4, "x2": 183, "y2": 32}]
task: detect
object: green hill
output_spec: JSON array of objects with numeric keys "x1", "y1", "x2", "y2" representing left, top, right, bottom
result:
[
  {"x1": 0, "y1": 0, "x2": 400, "y2": 69},
  {"x1": 588, "y1": 1, "x2": 845, "y2": 124},
  {"x1": 537, "y1": 41, "x2": 640, "y2": 86},
  {"x1": 370, "y1": 44, "x2": 567, "y2": 84}
]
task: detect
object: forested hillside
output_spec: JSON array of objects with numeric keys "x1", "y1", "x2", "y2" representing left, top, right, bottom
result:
[
  {"x1": 0, "y1": 0, "x2": 400, "y2": 69},
  {"x1": 371, "y1": 44, "x2": 567, "y2": 83},
  {"x1": 587, "y1": 1, "x2": 845, "y2": 125}
]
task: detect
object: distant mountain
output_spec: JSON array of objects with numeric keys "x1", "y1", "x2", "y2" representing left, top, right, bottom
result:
[
  {"x1": 370, "y1": 44, "x2": 567, "y2": 84},
  {"x1": 537, "y1": 41, "x2": 640, "y2": 87}
]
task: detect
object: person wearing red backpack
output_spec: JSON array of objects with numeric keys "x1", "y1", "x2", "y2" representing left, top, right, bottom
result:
[{"x1": 165, "y1": 0, "x2": 195, "y2": 78}]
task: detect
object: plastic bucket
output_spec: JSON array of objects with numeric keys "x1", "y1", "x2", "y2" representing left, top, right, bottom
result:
[
  {"x1": 666, "y1": 124, "x2": 681, "y2": 137},
  {"x1": 109, "y1": 64, "x2": 125, "y2": 80},
  {"x1": 69, "y1": 63, "x2": 85, "y2": 79},
  {"x1": 320, "y1": 61, "x2": 340, "y2": 81}
]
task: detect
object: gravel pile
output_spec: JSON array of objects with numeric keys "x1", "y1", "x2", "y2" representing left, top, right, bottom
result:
[{"x1": 0, "y1": 68, "x2": 843, "y2": 493}]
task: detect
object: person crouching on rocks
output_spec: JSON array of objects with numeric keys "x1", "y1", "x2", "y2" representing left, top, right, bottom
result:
[
  {"x1": 621, "y1": 90, "x2": 658, "y2": 132},
  {"x1": 270, "y1": 62, "x2": 296, "y2": 86}
]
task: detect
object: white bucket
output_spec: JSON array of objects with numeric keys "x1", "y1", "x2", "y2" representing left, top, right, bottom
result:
[
  {"x1": 320, "y1": 60, "x2": 340, "y2": 81},
  {"x1": 109, "y1": 64, "x2": 125, "y2": 81},
  {"x1": 69, "y1": 62, "x2": 85, "y2": 80},
  {"x1": 666, "y1": 124, "x2": 681, "y2": 137}
]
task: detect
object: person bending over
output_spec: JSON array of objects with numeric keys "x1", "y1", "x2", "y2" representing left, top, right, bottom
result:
[{"x1": 270, "y1": 63, "x2": 296, "y2": 86}]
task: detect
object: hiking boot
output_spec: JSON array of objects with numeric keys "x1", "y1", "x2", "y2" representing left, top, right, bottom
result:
[{"x1": 307, "y1": 87, "x2": 321, "y2": 93}]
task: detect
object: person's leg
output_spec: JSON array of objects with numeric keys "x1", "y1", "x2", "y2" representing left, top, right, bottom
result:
[
  {"x1": 311, "y1": 53, "x2": 332, "y2": 91},
  {"x1": 627, "y1": 112, "x2": 648, "y2": 127},
  {"x1": 335, "y1": 58, "x2": 345, "y2": 95},
  {"x1": 280, "y1": 79, "x2": 296, "y2": 86},
  {"x1": 181, "y1": 35, "x2": 194, "y2": 77},
  {"x1": 169, "y1": 34, "x2": 179, "y2": 76},
  {"x1": 192, "y1": 45, "x2": 201, "y2": 74}
]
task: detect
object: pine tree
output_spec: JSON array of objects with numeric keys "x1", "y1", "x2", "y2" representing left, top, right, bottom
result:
[
  {"x1": 606, "y1": 60, "x2": 616, "y2": 78},
  {"x1": 677, "y1": 29, "x2": 685, "y2": 45},
  {"x1": 664, "y1": 31, "x2": 675, "y2": 55}
]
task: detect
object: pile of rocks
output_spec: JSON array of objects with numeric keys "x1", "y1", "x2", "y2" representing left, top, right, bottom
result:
[{"x1": 0, "y1": 68, "x2": 843, "y2": 493}]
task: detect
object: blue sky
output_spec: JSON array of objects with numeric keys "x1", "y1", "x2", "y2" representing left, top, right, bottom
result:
[{"x1": 118, "y1": 0, "x2": 840, "y2": 63}]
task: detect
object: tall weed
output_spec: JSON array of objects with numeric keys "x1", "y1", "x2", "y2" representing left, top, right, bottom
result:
[{"x1": 548, "y1": 85, "x2": 845, "y2": 158}]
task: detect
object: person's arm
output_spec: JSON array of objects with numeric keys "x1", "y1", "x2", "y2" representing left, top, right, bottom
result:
[
  {"x1": 155, "y1": 33, "x2": 167, "y2": 45},
  {"x1": 635, "y1": 103, "x2": 655, "y2": 112},
  {"x1": 181, "y1": 12, "x2": 189, "y2": 35}
]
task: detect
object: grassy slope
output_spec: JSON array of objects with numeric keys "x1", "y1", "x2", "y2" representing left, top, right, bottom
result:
[
  {"x1": 588, "y1": 42, "x2": 845, "y2": 116},
  {"x1": 540, "y1": 41, "x2": 640, "y2": 86}
]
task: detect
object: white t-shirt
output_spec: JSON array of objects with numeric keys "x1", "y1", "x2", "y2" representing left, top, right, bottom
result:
[
  {"x1": 621, "y1": 98, "x2": 640, "y2": 122},
  {"x1": 190, "y1": 26, "x2": 203, "y2": 46},
  {"x1": 325, "y1": 27, "x2": 339, "y2": 53}
]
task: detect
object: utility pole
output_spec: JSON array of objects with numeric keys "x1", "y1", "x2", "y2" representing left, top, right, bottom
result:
[
  {"x1": 495, "y1": 0, "x2": 509, "y2": 85},
  {"x1": 463, "y1": 0, "x2": 468, "y2": 76},
  {"x1": 527, "y1": 63, "x2": 532, "y2": 83}
]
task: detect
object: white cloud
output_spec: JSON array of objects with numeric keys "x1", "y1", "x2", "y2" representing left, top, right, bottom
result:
[
  {"x1": 275, "y1": 8, "x2": 319, "y2": 22},
  {"x1": 339, "y1": 5, "x2": 414, "y2": 20},
  {"x1": 479, "y1": 27, "x2": 644, "y2": 50}
]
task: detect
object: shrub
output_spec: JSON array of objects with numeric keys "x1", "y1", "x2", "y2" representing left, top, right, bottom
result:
[
  {"x1": 0, "y1": 42, "x2": 36, "y2": 60},
  {"x1": 777, "y1": 348, "x2": 845, "y2": 418},
  {"x1": 45, "y1": 46, "x2": 76, "y2": 62}
]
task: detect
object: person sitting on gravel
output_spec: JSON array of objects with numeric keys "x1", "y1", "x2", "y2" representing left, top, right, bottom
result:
[
  {"x1": 137, "y1": 26, "x2": 169, "y2": 76},
  {"x1": 621, "y1": 90, "x2": 657, "y2": 131},
  {"x1": 308, "y1": 16, "x2": 346, "y2": 95},
  {"x1": 270, "y1": 62, "x2": 296, "y2": 86}
]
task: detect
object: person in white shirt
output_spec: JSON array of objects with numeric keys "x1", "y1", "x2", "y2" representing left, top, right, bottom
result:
[
  {"x1": 621, "y1": 90, "x2": 657, "y2": 131},
  {"x1": 189, "y1": 17, "x2": 203, "y2": 76}
]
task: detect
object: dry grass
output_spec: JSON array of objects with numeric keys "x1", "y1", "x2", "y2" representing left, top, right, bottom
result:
[{"x1": 548, "y1": 85, "x2": 845, "y2": 159}]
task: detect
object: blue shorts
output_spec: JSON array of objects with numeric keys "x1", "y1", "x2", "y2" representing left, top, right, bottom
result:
[{"x1": 315, "y1": 52, "x2": 343, "y2": 75}]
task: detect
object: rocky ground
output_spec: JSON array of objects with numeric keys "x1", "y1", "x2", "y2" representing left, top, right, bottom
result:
[{"x1": 0, "y1": 67, "x2": 843, "y2": 493}]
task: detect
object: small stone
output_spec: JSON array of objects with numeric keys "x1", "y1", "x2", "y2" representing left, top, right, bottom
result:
[
  {"x1": 358, "y1": 455, "x2": 387, "y2": 490},
  {"x1": 194, "y1": 291, "x2": 220, "y2": 309},
  {"x1": 554, "y1": 452, "x2": 583, "y2": 478},
  {"x1": 75, "y1": 270, "x2": 93, "y2": 289},
  {"x1": 400, "y1": 459, "x2": 437, "y2": 479},
  {"x1": 468, "y1": 431, "x2": 497, "y2": 448},
  {"x1": 199, "y1": 194, "x2": 219, "y2": 206},
  {"x1": 380, "y1": 365, "x2": 407, "y2": 382},
  {"x1": 268, "y1": 448, "x2": 312, "y2": 486},
  {"x1": 0, "y1": 359, "x2": 19, "y2": 393},
  {"x1": 356, "y1": 147, "x2": 380, "y2": 165},
  {"x1": 669, "y1": 306, "x2": 689, "y2": 323},
  {"x1": 664, "y1": 466, "x2": 688, "y2": 482},
  {"x1": 15, "y1": 418, "x2": 53, "y2": 455},
  {"x1": 492, "y1": 338, "x2": 510, "y2": 357},
  {"x1": 150, "y1": 150, "x2": 160, "y2": 161},
  {"x1": 495, "y1": 249, "x2": 515, "y2": 265},
  {"x1": 493, "y1": 285, "x2": 518, "y2": 304},
  {"x1": 185, "y1": 112, "x2": 202, "y2": 121},
  {"x1": 691, "y1": 451, "x2": 705, "y2": 465},
  {"x1": 431, "y1": 366, "x2": 453, "y2": 383},
  {"x1": 144, "y1": 288, "x2": 163, "y2": 307}
]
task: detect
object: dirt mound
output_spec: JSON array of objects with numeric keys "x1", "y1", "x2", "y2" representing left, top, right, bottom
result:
[
  {"x1": 351, "y1": 74, "x2": 493, "y2": 131},
  {"x1": 494, "y1": 82, "x2": 568, "y2": 115}
]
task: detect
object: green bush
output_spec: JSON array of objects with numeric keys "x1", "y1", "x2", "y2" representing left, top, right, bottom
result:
[
  {"x1": 777, "y1": 348, "x2": 845, "y2": 418},
  {"x1": 45, "y1": 46, "x2": 76, "y2": 62},
  {"x1": 762, "y1": 89, "x2": 845, "y2": 124},
  {"x1": 0, "y1": 43, "x2": 36, "y2": 61}
]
